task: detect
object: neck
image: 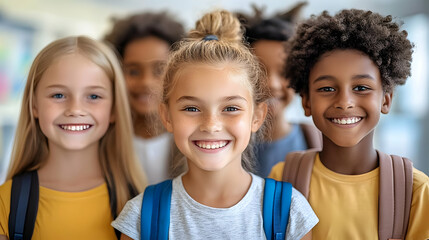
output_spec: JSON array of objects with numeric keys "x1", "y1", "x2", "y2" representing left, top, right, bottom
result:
[
  {"x1": 133, "y1": 113, "x2": 165, "y2": 139},
  {"x1": 319, "y1": 133, "x2": 378, "y2": 175},
  {"x1": 267, "y1": 114, "x2": 292, "y2": 141},
  {"x1": 37, "y1": 142, "x2": 104, "y2": 191},
  {"x1": 182, "y1": 162, "x2": 252, "y2": 208}
]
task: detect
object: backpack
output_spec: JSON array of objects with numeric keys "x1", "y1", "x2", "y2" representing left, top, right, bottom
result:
[
  {"x1": 8, "y1": 170, "x2": 121, "y2": 240},
  {"x1": 282, "y1": 149, "x2": 413, "y2": 240},
  {"x1": 140, "y1": 178, "x2": 292, "y2": 240}
]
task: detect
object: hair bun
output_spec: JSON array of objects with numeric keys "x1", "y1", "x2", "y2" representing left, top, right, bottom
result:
[{"x1": 188, "y1": 10, "x2": 243, "y2": 44}]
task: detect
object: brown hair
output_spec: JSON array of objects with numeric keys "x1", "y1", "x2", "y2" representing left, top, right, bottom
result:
[
  {"x1": 162, "y1": 10, "x2": 272, "y2": 173},
  {"x1": 7, "y1": 36, "x2": 147, "y2": 214}
]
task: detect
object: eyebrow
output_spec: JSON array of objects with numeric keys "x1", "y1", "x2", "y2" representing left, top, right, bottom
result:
[
  {"x1": 176, "y1": 95, "x2": 248, "y2": 103},
  {"x1": 45, "y1": 84, "x2": 108, "y2": 91},
  {"x1": 124, "y1": 59, "x2": 166, "y2": 66},
  {"x1": 313, "y1": 74, "x2": 376, "y2": 82}
]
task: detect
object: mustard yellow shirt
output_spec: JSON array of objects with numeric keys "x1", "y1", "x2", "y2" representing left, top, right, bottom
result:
[
  {"x1": 0, "y1": 180, "x2": 117, "y2": 240},
  {"x1": 269, "y1": 154, "x2": 429, "y2": 239}
]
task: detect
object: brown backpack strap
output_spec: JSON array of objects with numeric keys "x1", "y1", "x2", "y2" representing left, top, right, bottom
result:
[
  {"x1": 299, "y1": 123, "x2": 323, "y2": 150},
  {"x1": 282, "y1": 149, "x2": 318, "y2": 198},
  {"x1": 377, "y1": 150, "x2": 413, "y2": 240}
]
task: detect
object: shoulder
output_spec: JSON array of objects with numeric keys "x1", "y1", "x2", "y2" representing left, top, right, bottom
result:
[
  {"x1": 0, "y1": 180, "x2": 12, "y2": 202},
  {"x1": 267, "y1": 162, "x2": 285, "y2": 181},
  {"x1": 412, "y1": 168, "x2": 429, "y2": 192},
  {"x1": 0, "y1": 180, "x2": 12, "y2": 234}
]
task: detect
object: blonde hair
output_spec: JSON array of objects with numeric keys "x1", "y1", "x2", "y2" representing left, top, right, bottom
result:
[
  {"x1": 163, "y1": 10, "x2": 272, "y2": 172},
  {"x1": 7, "y1": 36, "x2": 147, "y2": 214}
]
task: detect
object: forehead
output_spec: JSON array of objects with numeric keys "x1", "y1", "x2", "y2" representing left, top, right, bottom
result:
[
  {"x1": 123, "y1": 36, "x2": 170, "y2": 62},
  {"x1": 252, "y1": 40, "x2": 286, "y2": 66},
  {"x1": 170, "y1": 63, "x2": 252, "y2": 101},
  {"x1": 309, "y1": 49, "x2": 381, "y2": 83},
  {"x1": 38, "y1": 53, "x2": 111, "y2": 88}
]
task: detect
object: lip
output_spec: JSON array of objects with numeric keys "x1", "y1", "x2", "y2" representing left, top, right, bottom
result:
[
  {"x1": 58, "y1": 124, "x2": 93, "y2": 132},
  {"x1": 193, "y1": 140, "x2": 230, "y2": 153}
]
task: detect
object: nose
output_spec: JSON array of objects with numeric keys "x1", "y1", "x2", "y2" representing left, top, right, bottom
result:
[
  {"x1": 334, "y1": 89, "x2": 355, "y2": 109},
  {"x1": 199, "y1": 112, "x2": 222, "y2": 133},
  {"x1": 267, "y1": 73, "x2": 283, "y2": 93},
  {"x1": 65, "y1": 97, "x2": 86, "y2": 117}
]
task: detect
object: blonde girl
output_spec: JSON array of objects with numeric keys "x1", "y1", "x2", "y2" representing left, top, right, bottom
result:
[
  {"x1": 0, "y1": 36, "x2": 146, "y2": 240},
  {"x1": 112, "y1": 10, "x2": 317, "y2": 240}
]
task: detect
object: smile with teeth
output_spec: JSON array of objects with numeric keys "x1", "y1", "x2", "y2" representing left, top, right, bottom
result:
[
  {"x1": 331, "y1": 117, "x2": 362, "y2": 125},
  {"x1": 195, "y1": 140, "x2": 229, "y2": 150},
  {"x1": 59, "y1": 124, "x2": 91, "y2": 131}
]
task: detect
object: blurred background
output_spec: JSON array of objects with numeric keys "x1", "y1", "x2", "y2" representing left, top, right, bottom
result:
[{"x1": 0, "y1": 0, "x2": 428, "y2": 179}]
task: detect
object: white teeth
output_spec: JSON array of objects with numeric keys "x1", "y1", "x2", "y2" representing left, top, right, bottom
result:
[
  {"x1": 331, "y1": 117, "x2": 361, "y2": 125},
  {"x1": 61, "y1": 125, "x2": 90, "y2": 131},
  {"x1": 196, "y1": 141, "x2": 227, "y2": 149}
]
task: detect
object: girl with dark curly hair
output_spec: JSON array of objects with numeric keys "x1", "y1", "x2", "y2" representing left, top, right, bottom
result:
[
  {"x1": 269, "y1": 9, "x2": 429, "y2": 239},
  {"x1": 104, "y1": 12, "x2": 185, "y2": 184}
]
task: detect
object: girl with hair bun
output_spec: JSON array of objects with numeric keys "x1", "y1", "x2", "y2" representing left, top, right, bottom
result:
[{"x1": 112, "y1": 10, "x2": 317, "y2": 240}]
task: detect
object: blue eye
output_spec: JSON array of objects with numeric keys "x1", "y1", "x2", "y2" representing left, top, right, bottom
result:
[
  {"x1": 224, "y1": 106, "x2": 238, "y2": 112},
  {"x1": 89, "y1": 94, "x2": 100, "y2": 100},
  {"x1": 184, "y1": 107, "x2": 199, "y2": 112},
  {"x1": 52, "y1": 93, "x2": 64, "y2": 99}
]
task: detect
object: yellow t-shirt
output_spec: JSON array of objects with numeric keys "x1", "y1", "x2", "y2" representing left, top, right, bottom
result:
[
  {"x1": 269, "y1": 154, "x2": 429, "y2": 239},
  {"x1": 0, "y1": 180, "x2": 117, "y2": 240}
]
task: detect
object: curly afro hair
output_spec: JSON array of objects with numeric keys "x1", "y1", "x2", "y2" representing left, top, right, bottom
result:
[
  {"x1": 285, "y1": 9, "x2": 413, "y2": 95},
  {"x1": 104, "y1": 12, "x2": 184, "y2": 57}
]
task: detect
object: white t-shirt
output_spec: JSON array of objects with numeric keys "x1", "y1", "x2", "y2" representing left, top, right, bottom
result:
[
  {"x1": 112, "y1": 174, "x2": 318, "y2": 239},
  {"x1": 133, "y1": 132, "x2": 173, "y2": 184}
]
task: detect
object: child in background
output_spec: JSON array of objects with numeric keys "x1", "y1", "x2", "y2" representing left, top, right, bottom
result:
[
  {"x1": 237, "y1": 3, "x2": 322, "y2": 177},
  {"x1": 104, "y1": 12, "x2": 185, "y2": 184},
  {"x1": 112, "y1": 10, "x2": 318, "y2": 240},
  {"x1": 269, "y1": 9, "x2": 429, "y2": 239},
  {"x1": 0, "y1": 36, "x2": 146, "y2": 240}
]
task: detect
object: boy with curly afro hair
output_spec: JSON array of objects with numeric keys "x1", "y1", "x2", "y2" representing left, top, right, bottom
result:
[
  {"x1": 269, "y1": 9, "x2": 429, "y2": 239},
  {"x1": 104, "y1": 12, "x2": 185, "y2": 184}
]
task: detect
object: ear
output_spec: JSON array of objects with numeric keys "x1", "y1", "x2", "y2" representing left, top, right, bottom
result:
[
  {"x1": 159, "y1": 103, "x2": 173, "y2": 132},
  {"x1": 381, "y1": 91, "x2": 393, "y2": 114},
  {"x1": 301, "y1": 93, "x2": 312, "y2": 117},
  {"x1": 251, "y1": 102, "x2": 268, "y2": 132}
]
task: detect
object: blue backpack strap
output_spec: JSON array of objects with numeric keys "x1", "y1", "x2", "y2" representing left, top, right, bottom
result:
[
  {"x1": 141, "y1": 180, "x2": 172, "y2": 240},
  {"x1": 263, "y1": 178, "x2": 292, "y2": 240},
  {"x1": 8, "y1": 170, "x2": 39, "y2": 240}
]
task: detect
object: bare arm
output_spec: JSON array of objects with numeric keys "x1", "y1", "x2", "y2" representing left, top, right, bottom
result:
[
  {"x1": 120, "y1": 234, "x2": 133, "y2": 240},
  {"x1": 0, "y1": 235, "x2": 8, "y2": 240}
]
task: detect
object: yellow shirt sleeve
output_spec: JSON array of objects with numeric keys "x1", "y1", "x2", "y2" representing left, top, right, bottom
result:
[
  {"x1": 0, "y1": 180, "x2": 12, "y2": 237},
  {"x1": 268, "y1": 162, "x2": 285, "y2": 181},
  {"x1": 406, "y1": 168, "x2": 429, "y2": 239}
]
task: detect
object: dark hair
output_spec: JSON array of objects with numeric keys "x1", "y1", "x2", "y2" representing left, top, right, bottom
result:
[
  {"x1": 286, "y1": 9, "x2": 413, "y2": 95},
  {"x1": 104, "y1": 12, "x2": 185, "y2": 57},
  {"x1": 237, "y1": 2, "x2": 306, "y2": 44}
]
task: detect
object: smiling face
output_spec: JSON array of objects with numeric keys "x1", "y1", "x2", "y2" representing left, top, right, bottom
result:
[
  {"x1": 33, "y1": 53, "x2": 114, "y2": 152},
  {"x1": 123, "y1": 36, "x2": 169, "y2": 117},
  {"x1": 303, "y1": 49, "x2": 392, "y2": 147},
  {"x1": 253, "y1": 40, "x2": 294, "y2": 117},
  {"x1": 160, "y1": 63, "x2": 266, "y2": 173}
]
